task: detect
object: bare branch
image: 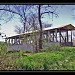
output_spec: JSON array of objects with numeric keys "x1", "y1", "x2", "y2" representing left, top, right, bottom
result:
[
  {"x1": 15, "y1": 25, "x2": 23, "y2": 34},
  {"x1": 53, "y1": 6, "x2": 58, "y2": 12},
  {"x1": 41, "y1": 11, "x2": 58, "y2": 17},
  {"x1": 0, "y1": 8, "x2": 23, "y2": 18}
]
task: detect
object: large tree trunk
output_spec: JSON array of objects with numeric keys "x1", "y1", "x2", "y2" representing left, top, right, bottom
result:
[{"x1": 38, "y1": 5, "x2": 43, "y2": 51}]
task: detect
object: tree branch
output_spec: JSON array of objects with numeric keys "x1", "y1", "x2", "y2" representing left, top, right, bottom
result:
[
  {"x1": 41, "y1": 11, "x2": 58, "y2": 17},
  {"x1": 0, "y1": 8, "x2": 23, "y2": 18}
]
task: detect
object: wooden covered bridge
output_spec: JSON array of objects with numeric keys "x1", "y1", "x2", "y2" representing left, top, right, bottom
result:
[{"x1": 5, "y1": 24, "x2": 75, "y2": 51}]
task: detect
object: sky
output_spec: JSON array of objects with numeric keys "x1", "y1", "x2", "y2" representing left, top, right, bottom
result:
[{"x1": 0, "y1": 5, "x2": 75, "y2": 41}]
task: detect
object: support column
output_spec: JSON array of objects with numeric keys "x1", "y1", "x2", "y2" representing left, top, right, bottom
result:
[
  {"x1": 71, "y1": 30, "x2": 72, "y2": 46},
  {"x1": 18, "y1": 35, "x2": 21, "y2": 44},
  {"x1": 14, "y1": 37, "x2": 17, "y2": 44},
  {"x1": 48, "y1": 31, "x2": 50, "y2": 43},
  {"x1": 53, "y1": 32, "x2": 54, "y2": 42},
  {"x1": 8, "y1": 39, "x2": 10, "y2": 44},
  {"x1": 59, "y1": 29, "x2": 61, "y2": 44},
  {"x1": 11, "y1": 39, "x2": 13, "y2": 45},
  {"x1": 46, "y1": 31, "x2": 48, "y2": 42},
  {"x1": 5, "y1": 39, "x2": 7, "y2": 43},
  {"x1": 49, "y1": 31, "x2": 51, "y2": 42},
  {"x1": 55, "y1": 29, "x2": 57, "y2": 42},
  {"x1": 66, "y1": 30, "x2": 68, "y2": 42}
]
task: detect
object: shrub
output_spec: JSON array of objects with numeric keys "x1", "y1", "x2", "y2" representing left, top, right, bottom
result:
[
  {"x1": 42, "y1": 42, "x2": 61, "y2": 52},
  {"x1": 0, "y1": 42, "x2": 7, "y2": 56},
  {"x1": 15, "y1": 51, "x2": 64, "y2": 70}
]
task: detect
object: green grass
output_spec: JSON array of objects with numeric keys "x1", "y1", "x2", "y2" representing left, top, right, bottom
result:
[
  {"x1": 15, "y1": 47, "x2": 75, "y2": 70},
  {"x1": 0, "y1": 42, "x2": 75, "y2": 70},
  {"x1": 13, "y1": 47, "x2": 75, "y2": 70}
]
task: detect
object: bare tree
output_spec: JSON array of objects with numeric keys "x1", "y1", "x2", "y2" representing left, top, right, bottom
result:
[
  {"x1": 0, "y1": 5, "x2": 32, "y2": 32},
  {"x1": 37, "y1": 5, "x2": 58, "y2": 51},
  {"x1": 14, "y1": 25, "x2": 23, "y2": 34},
  {"x1": 0, "y1": 5, "x2": 59, "y2": 52},
  {"x1": 25, "y1": 5, "x2": 58, "y2": 52},
  {"x1": 28, "y1": 13, "x2": 39, "y2": 30},
  {"x1": 26, "y1": 13, "x2": 39, "y2": 52}
]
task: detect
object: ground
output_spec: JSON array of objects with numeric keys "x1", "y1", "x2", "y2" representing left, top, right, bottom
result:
[{"x1": 0, "y1": 42, "x2": 75, "y2": 70}]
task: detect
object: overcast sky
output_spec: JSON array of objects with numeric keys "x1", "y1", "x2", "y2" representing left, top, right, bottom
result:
[{"x1": 0, "y1": 5, "x2": 75, "y2": 41}]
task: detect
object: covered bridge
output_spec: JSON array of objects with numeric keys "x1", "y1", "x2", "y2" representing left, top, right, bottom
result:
[{"x1": 5, "y1": 24, "x2": 75, "y2": 51}]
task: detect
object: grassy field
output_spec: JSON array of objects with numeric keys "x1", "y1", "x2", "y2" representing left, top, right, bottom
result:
[{"x1": 0, "y1": 42, "x2": 75, "y2": 70}]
